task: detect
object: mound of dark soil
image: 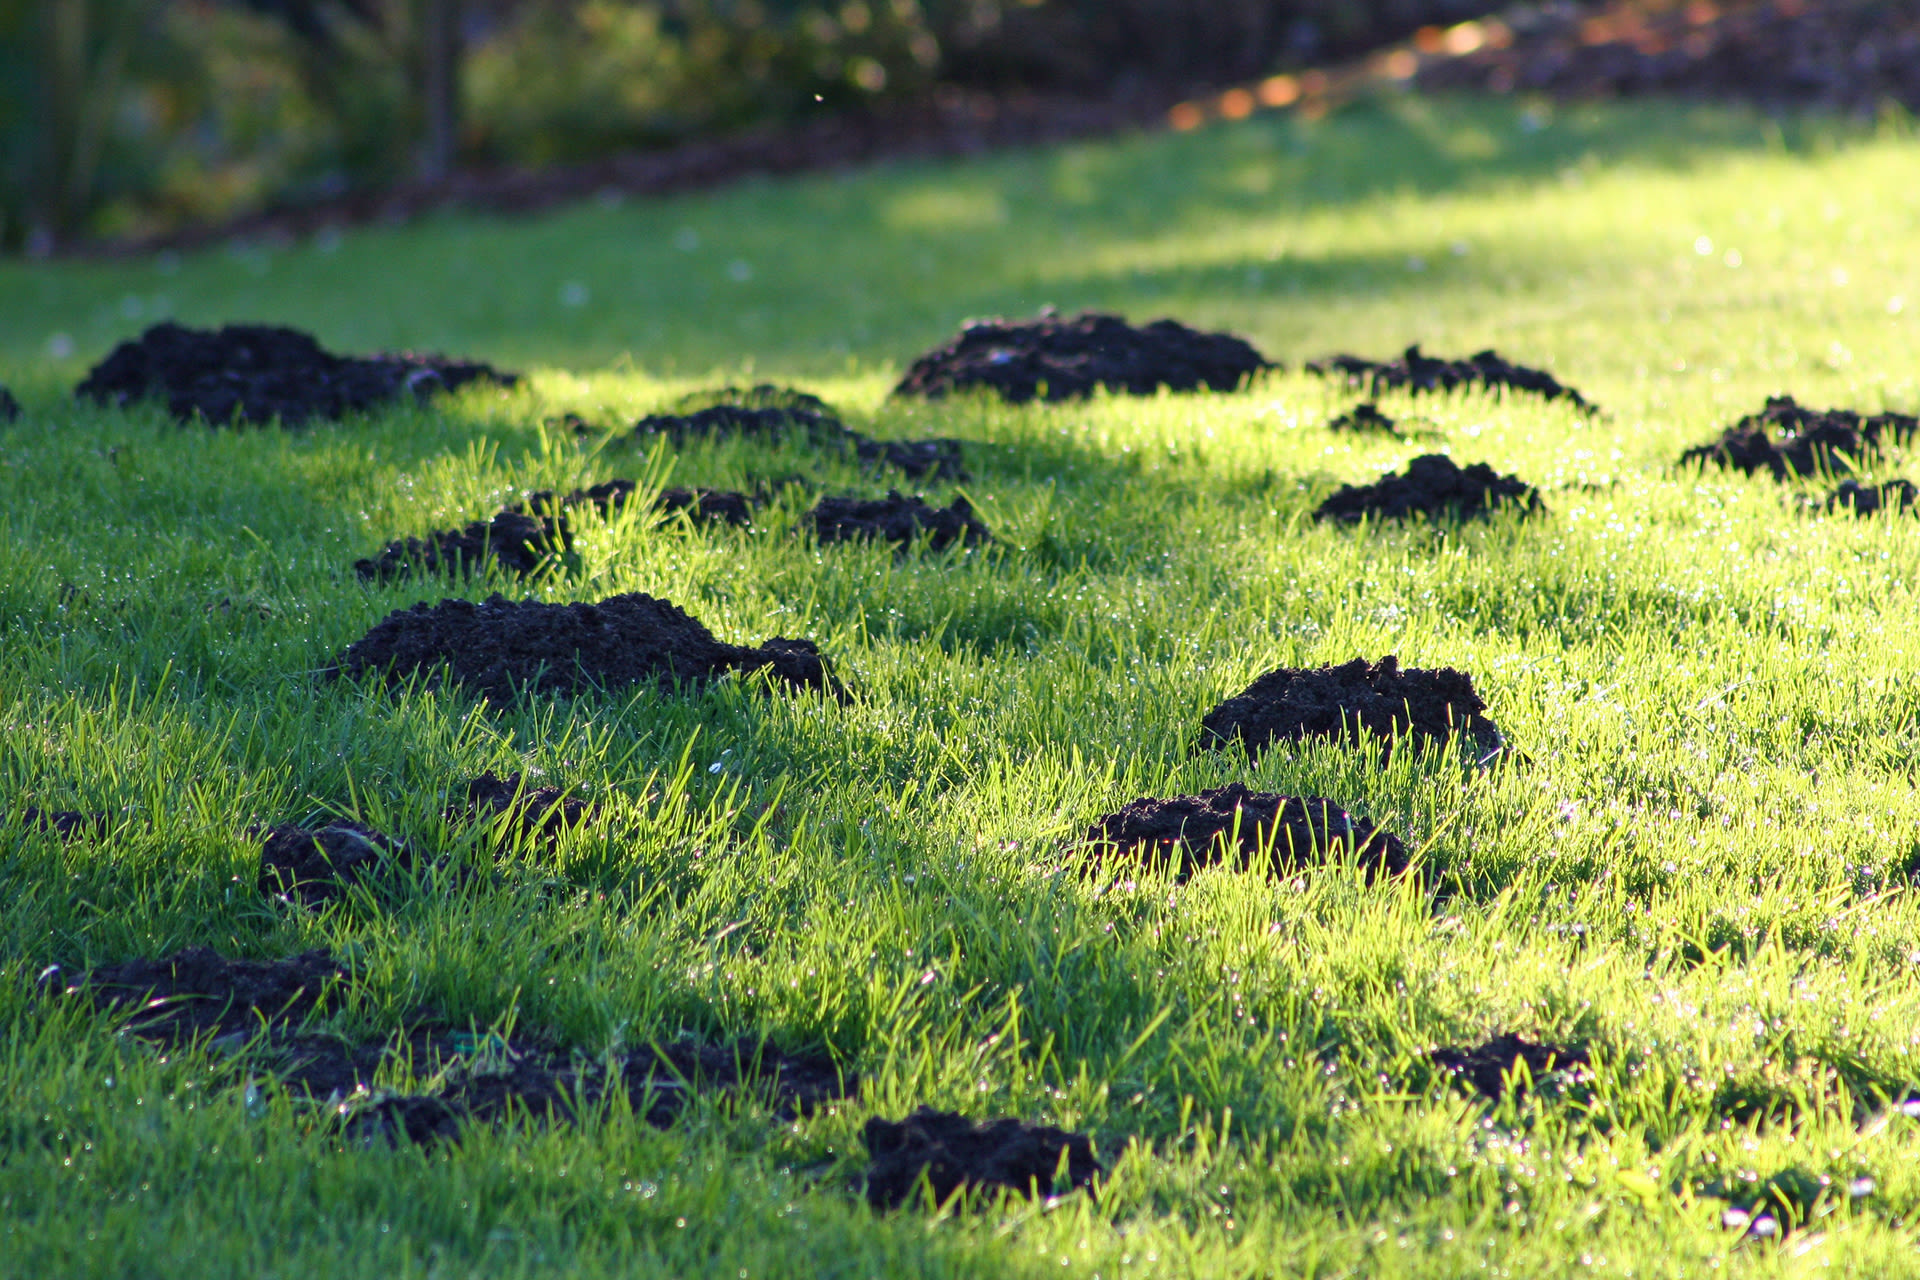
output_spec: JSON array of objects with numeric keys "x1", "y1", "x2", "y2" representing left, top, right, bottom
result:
[
  {"x1": 1416, "y1": 0, "x2": 1920, "y2": 121},
  {"x1": 1307, "y1": 345, "x2": 1596, "y2": 414},
  {"x1": 75, "y1": 322, "x2": 518, "y2": 426},
  {"x1": 863, "y1": 1107, "x2": 1101, "y2": 1209},
  {"x1": 1082, "y1": 784, "x2": 1409, "y2": 880},
  {"x1": 806, "y1": 491, "x2": 992, "y2": 552},
  {"x1": 0, "y1": 386, "x2": 18, "y2": 422},
  {"x1": 355, "y1": 511, "x2": 566, "y2": 582},
  {"x1": 653, "y1": 485, "x2": 754, "y2": 527},
  {"x1": 1315, "y1": 453, "x2": 1543, "y2": 524},
  {"x1": 259, "y1": 821, "x2": 413, "y2": 907},
  {"x1": 449, "y1": 771, "x2": 596, "y2": 847},
  {"x1": 1828, "y1": 478, "x2": 1918, "y2": 516},
  {"x1": 5, "y1": 807, "x2": 107, "y2": 840},
  {"x1": 1680, "y1": 396, "x2": 1919, "y2": 479},
  {"x1": 1328, "y1": 402, "x2": 1400, "y2": 433},
  {"x1": 329, "y1": 591, "x2": 839, "y2": 703},
  {"x1": 637, "y1": 385, "x2": 966, "y2": 481},
  {"x1": 53, "y1": 946, "x2": 350, "y2": 1042},
  {"x1": 1201, "y1": 655, "x2": 1503, "y2": 762},
  {"x1": 1429, "y1": 1034, "x2": 1590, "y2": 1102},
  {"x1": 895, "y1": 310, "x2": 1272, "y2": 404}
]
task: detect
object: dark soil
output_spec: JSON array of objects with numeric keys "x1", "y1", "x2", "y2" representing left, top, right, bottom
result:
[
  {"x1": 74, "y1": 322, "x2": 518, "y2": 427},
  {"x1": 1200, "y1": 655, "x2": 1505, "y2": 762},
  {"x1": 0, "y1": 386, "x2": 18, "y2": 422},
  {"x1": 1828, "y1": 478, "x2": 1918, "y2": 516},
  {"x1": 653, "y1": 485, "x2": 754, "y2": 527},
  {"x1": 1429, "y1": 1033, "x2": 1591, "y2": 1102},
  {"x1": 328, "y1": 591, "x2": 840, "y2": 703},
  {"x1": 806, "y1": 491, "x2": 993, "y2": 552},
  {"x1": 636, "y1": 385, "x2": 967, "y2": 481},
  {"x1": 5, "y1": 807, "x2": 108, "y2": 840},
  {"x1": 1081, "y1": 784, "x2": 1409, "y2": 880},
  {"x1": 52, "y1": 946, "x2": 351, "y2": 1042},
  {"x1": 1316, "y1": 453, "x2": 1543, "y2": 524},
  {"x1": 259, "y1": 820, "x2": 413, "y2": 907},
  {"x1": 1679, "y1": 396, "x2": 1920, "y2": 479},
  {"x1": 354, "y1": 511, "x2": 566, "y2": 582},
  {"x1": 1328, "y1": 402, "x2": 1400, "y2": 433},
  {"x1": 863, "y1": 1107, "x2": 1102, "y2": 1209},
  {"x1": 1307, "y1": 345, "x2": 1597, "y2": 414},
  {"x1": 1417, "y1": 0, "x2": 1920, "y2": 121},
  {"x1": 449, "y1": 771, "x2": 597, "y2": 847},
  {"x1": 894, "y1": 310, "x2": 1272, "y2": 404}
]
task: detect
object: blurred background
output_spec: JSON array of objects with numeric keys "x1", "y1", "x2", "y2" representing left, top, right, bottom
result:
[{"x1": 0, "y1": 0, "x2": 1494, "y2": 251}]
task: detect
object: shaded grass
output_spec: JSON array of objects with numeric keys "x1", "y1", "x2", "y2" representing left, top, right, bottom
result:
[{"x1": 4, "y1": 94, "x2": 1920, "y2": 1275}]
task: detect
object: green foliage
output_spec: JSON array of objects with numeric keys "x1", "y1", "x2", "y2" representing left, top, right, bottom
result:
[{"x1": 5, "y1": 95, "x2": 1920, "y2": 1275}]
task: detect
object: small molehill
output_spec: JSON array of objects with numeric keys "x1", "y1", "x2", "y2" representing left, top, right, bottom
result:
[
  {"x1": 1316, "y1": 454, "x2": 1543, "y2": 524},
  {"x1": 1201, "y1": 655, "x2": 1504, "y2": 762},
  {"x1": 53, "y1": 946, "x2": 350, "y2": 1042},
  {"x1": 894, "y1": 310, "x2": 1272, "y2": 404},
  {"x1": 1308, "y1": 345, "x2": 1597, "y2": 414},
  {"x1": 863, "y1": 1107, "x2": 1102, "y2": 1209},
  {"x1": 5, "y1": 807, "x2": 107, "y2": 840},
  {"x1": 637, "y1": 385, "x2": 965, "y2": 481},
  {"x1": 1680, "y1": 396, "x2": 1919, "y2": 479},
  {"x1": 449, "y1": 771, "x2": 597, "y2": 848},
  {"x1": 328, "y1": 591, "x2": 840, "y2": 703},
  {"x1": 1082, "y1": 784, "x2": 1408, "y2": 880},
  {"x1": 259, "y1": 820, "x2": 413, "y2": 906},
  {"x1": 1327, "y1": 402, "x2": 1400, "y2": 434},
  {"x1": 0, "y1": 386, "x2": 18, "y2": 422},
  {"x1": 75, "y1": 322, "x2": 517, "y2": 426},
  {"x1": 1429, "y1": 1034, "x2": 1590, "y2": 1102},
  {"x1": 1828, "y1": 479, "x2": 1918, "y2": 516},
  {"x1": 355, "y1": 511, "x2": 565, "y2": 582},
  {"x1": 806, "y1": 491, "x2": 992, "y2": 552},
  {"x1": 653, "y1": 486, "x2": 754, "y2": 527}
]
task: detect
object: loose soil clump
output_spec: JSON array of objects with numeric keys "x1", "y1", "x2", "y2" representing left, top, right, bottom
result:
[
  {"x1": 806, "y1": 491, "x2": 992, "y2": 552},
  {"x1": 449, "y1": 771, "x2": 597, "y2": 848},
  {"x1": 1327, "y1": 402, "x2": 1400, "y2": 434},
  {"x1": 636, "y1": 385, "x2": 965, "y2": 481},
  {"x1": 0, "y1": 386, "x2": 18, "y2": 422},
  {"x1": 895, "y1": 310, "x2": 1272, "y2": 404},
  {"x1": 1082, "y1": 784, "x2": 1409, "y2": 880},
  {"x1": 1429, "y1": 1034, "x2": 1590, "y2": 1102},
  {"x1": 652, "y1": 485, "x2": 754, "y2": 527},
  {"x1": 54, "y1": 946, "x2": 350, "y2": 1042},
  {"x1": 1827, "y1": 479, "x2": 1918, "y2": 516},
  {"x1": 259, "y1": 820, "x2": 413, "y2": 906},
  {"x1": 355, "y1": 511, "x2": 565, "y2": 582},
  {"x1": 5, "y1": 807, "x2": 108, "y2": 840},
  {"x1": 1679, "y1": 396, "x2": 1920, "y2": 479},
  {"x1": 75, "y1": 322, "x2": 517, "y2": 426},
  {"x1": 863, "y1": 1107, "x2": 1101, "y2": 1209},
  {"x1": 329, "y1": 591, "x2": 840, "y2": 703},
  {"x1": 1201, "y1": 655, "x2": 1504, "y2": 762},
  {"x1": 1315, "y1": 453, "x2": 1543, "y2": 524},
  {"x1": 1307, "y1": 344, "x2": 1597, "y2": 414}
]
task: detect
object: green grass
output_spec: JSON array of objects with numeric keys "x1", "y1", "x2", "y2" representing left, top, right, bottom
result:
[{"x1": 5, "y1": 93, "x2": 1920, "y2": 1277}]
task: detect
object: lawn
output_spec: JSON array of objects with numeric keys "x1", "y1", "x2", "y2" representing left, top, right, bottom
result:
[{"x1": 4, "y1": 93, "x2": 1920, "y2": 1277}]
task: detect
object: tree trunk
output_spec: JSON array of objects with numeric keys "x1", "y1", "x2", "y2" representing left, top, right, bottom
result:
[{"x1": 419, "y1": 0, "x2": 460, "y2": 182}]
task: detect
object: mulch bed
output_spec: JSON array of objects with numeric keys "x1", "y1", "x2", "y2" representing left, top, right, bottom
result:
[
  {"x1": 327, "y1": 591, "x2": 840, "y2": 703},
  {"x1": 1416, "y1": 0, "x2": 1920, "y2": 120},
  {"x1": 1201, "y1": 655, "x2": 1505, "y2": 762},
  {"x1": 806, "y1": 492, "x2": 993, "y2": 552},
  {"x1": 259, "y1": 820, "x2": 414, "y2": 907},
  {"x1": 1081, "y1": 784, "x2": 1409, "y2": 879},
  {"x1": 895, "y1": 310, "x2": 1273, "y2": 404},
  {"x1": 1307, "y1": 345, "x2": 1598, "y2": 415},
  {"x1": 1679, "y1": 396, "x2": 1919, "y2": 479},
  {"x1": 75, "y1": 322, "x2": 517, "y2": 427},
  {"x1": 448, "y1": 771, "x2": 598, "y2": 849},
  {"x1": 1315, "y1": 453, "x2": 1545, "y2": 523},
  {"x1": 862, "y1": 1107, "x2": 1102, "y2": 1209},
  {"x1": 1827, "y1": 478, "x2": 1918, "y2": 515},
  {"x1": 48, "y1": 946, "x2": 851, "y2": 1144},
  {"x1": 1429, "y1": 1033, "x2": 1591, "y2": 1101}
]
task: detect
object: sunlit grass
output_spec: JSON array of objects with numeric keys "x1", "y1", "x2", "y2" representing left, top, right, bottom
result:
[{"x1": 3, "y1": 94, "x2": 1920, "y2": 1276}]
